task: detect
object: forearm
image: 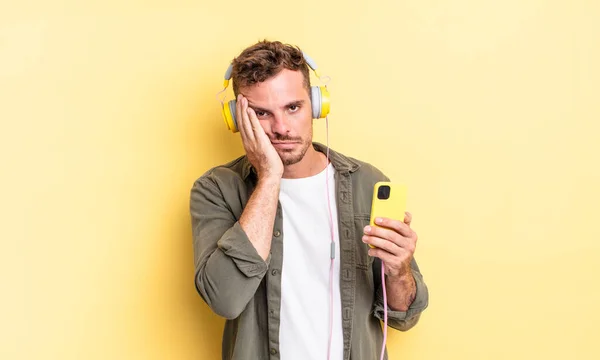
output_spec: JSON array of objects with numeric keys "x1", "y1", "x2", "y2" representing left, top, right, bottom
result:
[
  {"x1": 196, "y1": 228, "x2": 269, "y2": 319},
  {"x1": 239, "y1": 176, "x2": 280, "y2": 260},
  {"x1": 385, "y1": 271, "x2": 417, "y2": 311},
  {"x1": 372, "y1": 257, "x2": 429, "y2": 331}
]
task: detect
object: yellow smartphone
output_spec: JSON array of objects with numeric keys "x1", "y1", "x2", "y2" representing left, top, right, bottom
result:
[{"x1": 368, "y1": 182, "x2": 407, "y2": 248}]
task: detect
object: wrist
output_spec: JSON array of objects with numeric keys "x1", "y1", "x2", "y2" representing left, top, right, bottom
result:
[
  {"x1": 385, "y1": 269, "x2": 417, "y2": 311},
  {"x1": 257, "y1": 175, "x2": 281, "y2": 187},
  {"x1": 387, "y1": 266, "x2": 414, "y2": 285}
]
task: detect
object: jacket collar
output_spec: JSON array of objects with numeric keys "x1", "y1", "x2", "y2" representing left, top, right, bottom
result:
[{"x1": 241, "y1": 142, "x2": 360, "y2": 180}]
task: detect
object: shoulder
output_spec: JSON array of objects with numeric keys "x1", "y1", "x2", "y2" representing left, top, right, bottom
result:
[
  {"x1": 191, "y1": 155, "x2": 251, "y2": 191},
  {"x1": 317, "y1": 142, "x2": 389, "y2": 182},
  {"x1": 189, "y1": 155, "x2": 254, "y2": 219},
  {"x1": 348, "y1": 156, "x2": 390, "y2": 182},
  {"x1": 327, "y1": 145, "x2": 390, "y2": 183}
]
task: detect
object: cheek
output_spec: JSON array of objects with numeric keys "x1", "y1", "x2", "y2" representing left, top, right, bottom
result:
[
  {"x1": 258, "y1": 120, "x2": 271, "y2": 133},
  {"x1": 294, "y1": 109, "x2": 313, "y2": 134}
]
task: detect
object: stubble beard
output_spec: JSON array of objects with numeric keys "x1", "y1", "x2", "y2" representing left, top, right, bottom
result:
[{"x1": 275, "y1": 127, "x2": 312, "y2": 166}]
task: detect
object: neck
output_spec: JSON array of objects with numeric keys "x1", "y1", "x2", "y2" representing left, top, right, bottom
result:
[{"x1": 282, "y1": 144, "x2": 328, "y2": 179}]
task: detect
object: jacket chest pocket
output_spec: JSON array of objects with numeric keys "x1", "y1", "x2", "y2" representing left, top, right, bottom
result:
[{"x1": 354, "y1": 214, "x2": 374, "y2": 271}]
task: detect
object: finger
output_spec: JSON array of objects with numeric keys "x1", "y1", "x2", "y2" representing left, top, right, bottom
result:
[
  {"x1": 367, "y1": 247, "x2": 403, "y2": 269},
  {"x1": 372, "y1": 217, "x2": 412, "y2": 237},
  {"x1": 404, "y1": 212, "x2": 412, "y2": 227},
  {"x1": 246, "y1": 106, "x2": 272, "y2": 146},
  {"x1": 364, "y1": 225, "x2": 412, "y2": 250},
  {"x1": 362, "y1": 234, "x2": 403, "y2": 255},
  {"x1": 240, "y1": 97, "x2": 255, "y2": 142},
  {"x1": 246, "y1": 106, "x2": 266, "y2": 140},
  {"x1": 236, "y1": 95, "x2": 249, "y2": 142}
]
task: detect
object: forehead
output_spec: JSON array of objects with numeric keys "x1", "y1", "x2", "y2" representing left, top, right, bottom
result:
[{"x1": 240, "y1": 69, "x2": 309, "y2": 107}]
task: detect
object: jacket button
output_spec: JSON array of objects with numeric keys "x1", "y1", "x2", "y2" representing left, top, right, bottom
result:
[
  {"x1": 343, "y1": 307, "x2": 352, "y2": 320},
  {"x1": 270, "y1": 348, "x2": 278, "y2": 355},
  {"x1": 271, "y1": 269, "x2": 278, "y2": 276},
  {"x1": 273, "y1": 230, "x2": 281, "y2": 237}
]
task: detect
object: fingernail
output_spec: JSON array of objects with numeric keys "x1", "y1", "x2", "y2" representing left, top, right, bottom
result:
[
  {"x1": 375, "y1": 218, "x2": 382, "y2": 224},
  {"x1": 364, "y1": 226, "x2": 371, "y2": 233},
  {"x1": 362, "y1": 235, "x2": 368, "y2": 242}
]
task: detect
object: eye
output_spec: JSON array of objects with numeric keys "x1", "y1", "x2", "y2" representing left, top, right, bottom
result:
[
  {"x1": 289, "y1": 104, "x2": 300, "y2": 112},
  {"x1": 255, "y1": 110, "x2": 268, "y2": 117}
]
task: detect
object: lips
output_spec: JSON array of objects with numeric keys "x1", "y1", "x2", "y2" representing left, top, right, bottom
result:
[{"x1": 272, "y1": 141, "x2": 299, "y2": 149}]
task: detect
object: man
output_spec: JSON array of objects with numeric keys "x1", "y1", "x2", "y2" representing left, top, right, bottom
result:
[{"x1": 190, "y1": 40, "x2": 428, "y2": 360}]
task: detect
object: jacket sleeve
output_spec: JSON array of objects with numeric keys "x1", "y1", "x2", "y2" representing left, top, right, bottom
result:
[
  {"x1": 190, "y1": 176, "x2": 270, "y2": 320},
  {"x1": 372, "y1": 257, "x2": 429, "y2": 331}
]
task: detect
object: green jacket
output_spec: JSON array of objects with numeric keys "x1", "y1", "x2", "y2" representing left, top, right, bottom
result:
[{"x1": 190, "y1": 143, "x2": 429, "y2": 360}]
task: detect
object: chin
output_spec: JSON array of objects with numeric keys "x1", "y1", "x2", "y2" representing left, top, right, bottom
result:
[
  {"x1": 278, "y1": 150, "x2": 303, "y2": 166},
  {"x1": 276, "y1": 138, "x2": 311, "y2": 166},
  {"x1": 278, "y1": 148, "x2": 308, "y2": 166}
]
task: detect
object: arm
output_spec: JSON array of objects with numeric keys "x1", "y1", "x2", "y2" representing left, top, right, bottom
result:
[
  {"x1": 385, "y1": 267, "x2": 416, "y2": 311},
  {"x1": 372, "y1": 257, "x2": 429, "y2": 331},
  {"x1": 190, "y1": 174, "x2": 279, "y2": 319},
  {"x1": 235, "y1": 94, "x2": 284, "y2": 261},
  {"x1": 239, "y1": 176, "x2": 280, "y2": 260},
  {"x1": 363, "y1": 212, "x2": 429, "y2": 331},
  {"x1": 190, "y1": 95, "x2": 283, "y2": 319}
]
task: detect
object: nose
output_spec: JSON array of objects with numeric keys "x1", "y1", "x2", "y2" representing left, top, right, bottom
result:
[{"x1": 271, "y1": 112, "x2": 291, "y2": 135}]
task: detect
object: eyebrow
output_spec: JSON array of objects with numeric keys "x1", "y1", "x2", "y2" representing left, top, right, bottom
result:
[{"x1": 248, "y1": 100, "x2": 306, "y2": 113}]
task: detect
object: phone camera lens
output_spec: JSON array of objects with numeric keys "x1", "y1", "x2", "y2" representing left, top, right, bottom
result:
[{"x1": 377, "y1": 185, "x2": 391, "y2": 200}]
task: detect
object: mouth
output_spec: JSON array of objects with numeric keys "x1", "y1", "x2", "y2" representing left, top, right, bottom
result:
[{"x1": 271, "y1": 141, "x2": 300, "y2": 150}]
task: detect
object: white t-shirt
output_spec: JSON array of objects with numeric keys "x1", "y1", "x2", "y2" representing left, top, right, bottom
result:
[{"x1": 278, "y1": 163, "x2": 343, "y2": 360}]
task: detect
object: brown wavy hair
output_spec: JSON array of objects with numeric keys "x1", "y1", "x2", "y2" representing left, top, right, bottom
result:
[{"x1": 231, "y1": 40, "x2": 311, "y2": 96}]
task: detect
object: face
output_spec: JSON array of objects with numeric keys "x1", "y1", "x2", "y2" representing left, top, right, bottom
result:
[{"x1": 239, "y1": 69, "x2": 313, "y2": 166}]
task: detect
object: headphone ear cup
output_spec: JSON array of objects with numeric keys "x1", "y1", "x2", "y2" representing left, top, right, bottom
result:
[
  {"x1": 222, "y1": 99, "x2": 239, "y2": 132},
  {"x1": 310, "y1": 86, "x2": 330, "y2": 119},
  {"x1": 319, "y1": 86, "x2": 330, "y2": 118},
  {"x1": 310, "y1": 86, "x2": 322, "y2": 119}
]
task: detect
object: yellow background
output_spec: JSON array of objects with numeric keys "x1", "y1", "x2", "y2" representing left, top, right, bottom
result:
[{"x1": 2, "y1": 1, "x2": 599, "y2": 359}]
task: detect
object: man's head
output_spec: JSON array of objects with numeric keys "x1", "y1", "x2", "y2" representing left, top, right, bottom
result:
[
  {"x1": 231, "y1": 40, "x2": 311, "y2": 98},
  {"x1": 230, "y1": 40, "x2": 314, "y2": 166}
]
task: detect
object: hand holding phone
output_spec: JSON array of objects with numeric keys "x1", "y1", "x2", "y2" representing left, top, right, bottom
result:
[
  {"x1": 368, "y1": 182, "x2": 407, "y2": 248},
  {"x1": 366, "y1": 182, "x2": 414, "y2": 358}
]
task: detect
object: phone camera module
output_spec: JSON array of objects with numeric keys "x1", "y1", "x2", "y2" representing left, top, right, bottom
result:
[{"x1": 377, "y1": 185, "x2": 391, "y2": 200}]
